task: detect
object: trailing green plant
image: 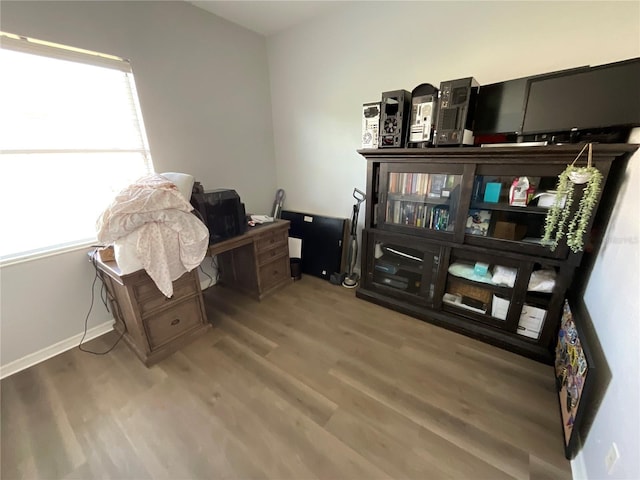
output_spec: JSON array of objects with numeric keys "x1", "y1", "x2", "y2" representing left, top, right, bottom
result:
[
  {"x1": 542, "y1": 144, "x2": 603, "y2": 253},
  {"x1": 543, "y1": 168, "x2": 574, "y2": 250}
]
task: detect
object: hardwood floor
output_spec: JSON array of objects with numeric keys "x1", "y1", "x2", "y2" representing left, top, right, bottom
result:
[{"x1": 1, "y1": 275, "x2": 572, "y2": 479}]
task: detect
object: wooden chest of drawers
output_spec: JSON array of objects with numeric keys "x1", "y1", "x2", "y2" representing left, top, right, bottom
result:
[
  {"x1": 215, "y1": 220, "x2": 291, "y2": 300},
  {"x1": 94, "y1": 257, "x2": 211, "y2": 366}
]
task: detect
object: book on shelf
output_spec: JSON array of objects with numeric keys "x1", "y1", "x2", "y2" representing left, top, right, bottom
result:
[
  {"x1": 388, "y1": 172, "x2": 398, "y2": 193},
  {"x1": 431, "y1": 204, "x2": 450, "y2": 230},
  {"x1": 416, "y1": 204, "x2": 428, "y2": 227},
  {"x1": 402, "y1": 202, "x2": 413, "y2": 225},
  {"x1": 472, "y1": 176, "x2": 484, "y2": 202},
  {"x1": 393, "y1": 201, "x2": 401, "y2": 224},
  {"x1": 389, "y1": 172, "x2": 434, "y2": 197},
  {"x1": 428, "y1": 174, "x2": 447, "y2": 198},
  {"x1": 417, "y1": 173, "x2": 428, "y2": 195},
  {"x1": 445, "y1": 175, "x2": 457, "y2": 189},
  {"x1": 465, "y1": 209, "x2": 492, "y2": 236}
]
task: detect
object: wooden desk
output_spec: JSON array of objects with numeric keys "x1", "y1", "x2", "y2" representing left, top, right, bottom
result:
[
  {"x1": 208, "y1": 219, "x2": 292, "y2": 300},
  {"x1": 93, "y1": 256, "x2": 211, "y2": 366}
]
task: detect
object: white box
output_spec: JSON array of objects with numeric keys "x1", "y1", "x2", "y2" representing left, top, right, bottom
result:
[
  {"x1": 491, "y1": 295, "x2": 509, "y2": 321},
  {"x1": 517, "y1": 304, "x2": 546, "y2": 339},
  {"x1": 535, "y1": 191, "x2": 566, "y2": 209}
]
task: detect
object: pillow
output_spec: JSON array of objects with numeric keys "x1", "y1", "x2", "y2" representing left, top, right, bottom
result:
[{"x1": 159, "y1": 172, "x2": 195, "y2": 201}]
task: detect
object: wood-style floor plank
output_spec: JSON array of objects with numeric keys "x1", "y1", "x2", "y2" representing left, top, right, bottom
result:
[{"x1": 1, "y1": 275, "x2": 572, "y2": 480}]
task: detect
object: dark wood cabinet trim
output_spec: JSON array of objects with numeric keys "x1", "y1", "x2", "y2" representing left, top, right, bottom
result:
[{"x1": 357, "y1": 144, "x2": 637, "y2": 363}]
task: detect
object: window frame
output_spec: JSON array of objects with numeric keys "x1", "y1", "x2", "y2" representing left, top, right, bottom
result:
[{"x1": 0, "y1": 32, "x2": 154, "y2": 266}]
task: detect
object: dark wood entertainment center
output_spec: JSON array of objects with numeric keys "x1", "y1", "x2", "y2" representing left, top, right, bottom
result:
[{"x1": 356, "y1": 144, "x2": 637, "y2": 363}]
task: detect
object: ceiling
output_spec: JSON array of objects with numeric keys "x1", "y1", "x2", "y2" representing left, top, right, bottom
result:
[{"x1": 187, "y1": 1, "x2": 342, "y2": 36}]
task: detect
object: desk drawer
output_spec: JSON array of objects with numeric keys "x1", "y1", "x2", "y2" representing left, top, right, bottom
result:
[
  {"x1": 257, "y1": 244, "x2": 287, "y2": 265},
  {"x1": 144, "y1": 297, "x2": 203, "y2": 349},
  {"x1": 258, "y1": 255, "x2": 290, "y2": 291},
  {"x1": 255, "y1": 227, "x2": 288, "y2": 253},
  {"x1": 135, "y1": 273, "x2": 197, "y2": 316}
]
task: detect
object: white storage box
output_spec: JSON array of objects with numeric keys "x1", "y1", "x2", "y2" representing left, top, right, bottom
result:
[
  {"x1": 491, "y1": 295, "x2": 510, "y2": 321},
  {"x1": 517, "y1": 304, "x2": 547, "y2": 339}
]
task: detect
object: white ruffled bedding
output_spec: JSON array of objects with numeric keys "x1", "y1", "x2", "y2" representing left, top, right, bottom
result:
[{"x1": 96, "y1": 174, "x2": 209, "y2": 297}]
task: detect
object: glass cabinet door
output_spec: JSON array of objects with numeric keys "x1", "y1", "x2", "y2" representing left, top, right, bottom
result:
[
  {"x1": 464, "y1": 164, "x2": 571, "y2": 258},
  {"x1": 378, "y1": 164, "x2": 466, "y2": 238},
  {"x1": 443, "y1": 248, "x2": 523, "y2": 330},
  {"x1": 442, "y1": 248, "x2": 562, "y2": 341},
  {"x1": 363, "y1": 230, "x2": 442, "y2": 307}
]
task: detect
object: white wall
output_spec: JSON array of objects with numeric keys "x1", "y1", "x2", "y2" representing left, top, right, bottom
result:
[
  {"x1": 0, "y1": 1, "x2": 275, "y2": 370},
  {"x1": 267, "y1": 1, "x2": 640, "y2": 219},
  {"x1": 582, "y1": 133, "x2": 640, "y2": 479},
  {"x1": 266, "y1": 2, "x2": 639, "y2": 479}
]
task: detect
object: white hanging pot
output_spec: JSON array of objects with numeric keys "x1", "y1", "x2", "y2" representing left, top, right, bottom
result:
[
  {"x1": 568, "y1": 143, "x2": 594, "y2": 184},
  {"x1": 568, "y1": 170, "x2": 593, "y2": 184}
]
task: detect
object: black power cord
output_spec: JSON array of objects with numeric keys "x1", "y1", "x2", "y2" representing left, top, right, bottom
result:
[
  {"x1": 78, "y1": 250, "x2": 126, "y2": 355},
  {"x1": 198, "y1": 262, "x2": 214, "y2": 289}
]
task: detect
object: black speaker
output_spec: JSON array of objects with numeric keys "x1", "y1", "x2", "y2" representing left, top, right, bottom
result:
[{"x1": 379, "y1": 90, "x2": 411, "y2": 148}]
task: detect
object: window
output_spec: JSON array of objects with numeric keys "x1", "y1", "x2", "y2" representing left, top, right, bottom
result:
[{"x1": 0, "y1": 32, "x2": 154, "y2": 263}]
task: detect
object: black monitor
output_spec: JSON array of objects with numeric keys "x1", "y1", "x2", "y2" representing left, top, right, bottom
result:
[
  {"x1": 474, "y1": 77, "x2": 529, "y2": 136},
  {"x1": 522, "y1": 58, "x2": 640, "y2": 136},
  {"x1": 474, "y1": 66, "x2": 590, "y2": 137}
]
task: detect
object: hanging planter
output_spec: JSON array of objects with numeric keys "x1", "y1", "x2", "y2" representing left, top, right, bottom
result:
[{"x1": 542, "y1": 143, "x2": 603, "y2": 253}]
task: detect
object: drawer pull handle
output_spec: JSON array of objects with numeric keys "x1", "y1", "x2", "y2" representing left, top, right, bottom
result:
[{"x1": 171, "y1": 318, "x2": 181, "y2": 326}]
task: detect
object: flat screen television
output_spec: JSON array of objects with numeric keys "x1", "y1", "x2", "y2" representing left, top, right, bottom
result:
[
  {"x1": 522, "y1": 57, "x2": 640, "y2": 136},
  {"x1": 473, "y1": 66, "x2": 589, "y2": 137},
  {"x1": 474, "y1": 77, "x2": 529, "y2": 136}
]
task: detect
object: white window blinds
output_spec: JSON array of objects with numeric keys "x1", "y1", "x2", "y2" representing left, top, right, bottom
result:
[{"x1": 0, "y1": 32, "x2": 154, "y2": 263}]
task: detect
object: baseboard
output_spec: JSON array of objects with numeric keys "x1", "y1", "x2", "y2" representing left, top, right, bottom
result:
[
  {"x1": 1, "y1": 275, "x2": 214, "y2": 381},
  {"x1": 0, "y1": 319, "x2": 115, "y2": 380},
  {"x1": 571, "y1": 451, "x2": 587, "y2": 479}
]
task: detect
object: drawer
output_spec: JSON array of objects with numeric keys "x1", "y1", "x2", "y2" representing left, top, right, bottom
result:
[
  {"x1": 134, "y1": 273, "x2": 197, "y2": 316},
  {"x1": 255, "y1": 227, "x2": 288, "y2": 253},
  {"x1": 257, "y1": 244, "x2": 287, "y2": 266},
  {"x1": 258, "y1": 255, "x2": 290, "y2": 291},
  {"x1": 144, "y1": 297, "x2": 203, "y2": 349}
]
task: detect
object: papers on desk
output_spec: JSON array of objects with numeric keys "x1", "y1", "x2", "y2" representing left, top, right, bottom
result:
[{"x1": 251, "y1": 215, "x2": 274, "y2": 224}]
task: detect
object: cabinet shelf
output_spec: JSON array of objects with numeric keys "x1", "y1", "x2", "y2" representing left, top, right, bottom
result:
[
  {"x1": 358, "y1": 144, "x2": 637, "y2": 363},
  {"x1": 441, "y1": 303, "x2": 508, "y2": 329},
  {"x1": 390, "y1": 193, "x2": 455, "y2": 204},
  {"x1": 375, "y1": 258, "x2": 422, "y2": 275},
  {"x1": 526, "y1": 291, "x2": 552, "y2": 306},
  {"x1": 447, "y1": 274, "x2": 512, "y2": 296},
  {"x1": 470, "y1": 201, "x2": 549, "y2": 215}
]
